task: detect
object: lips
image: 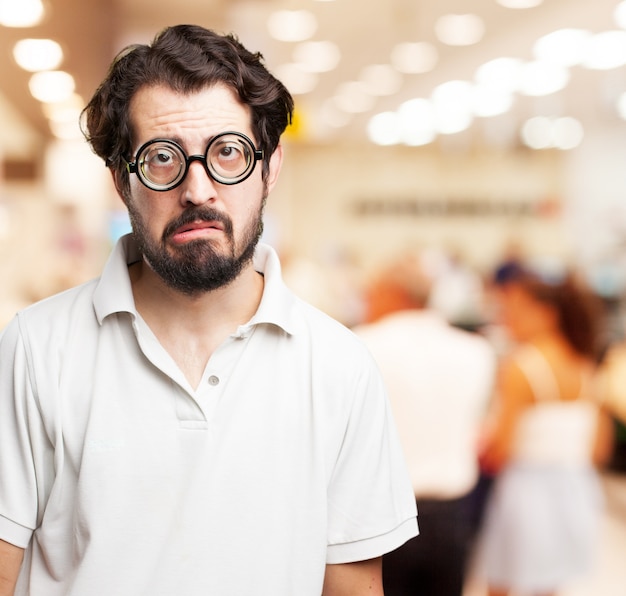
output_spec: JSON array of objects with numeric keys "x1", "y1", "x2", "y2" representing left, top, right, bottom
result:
[
  {"x1": 176, "y1": 220, "x2": 222, "y2": 234},
  {"x1": 163, "y1": 207, "x2": 232, "y2": 244},
  {"x1": 170, "y1": 219, "x2": 224, "y2": 243}
]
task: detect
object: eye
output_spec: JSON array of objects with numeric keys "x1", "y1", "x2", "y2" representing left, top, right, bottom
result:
[
  {"x1": 139, "y1": 142, "x2": 184, "y2": 183},
  {"x1": 217, "y1": 142, "x2": 246, "y2": 164},
  {"x1": 145, "y1": 146, "x2": 178, "y2": 168},
  {"x1": 209, "y1": 136, "x2": 252, "y2": 174},
  {"x1": 220, "y1": 145, "x2": 238, "y2": 159},
  {"x1": 156, "y1": 151, "x2": 172, "y2": 163}
]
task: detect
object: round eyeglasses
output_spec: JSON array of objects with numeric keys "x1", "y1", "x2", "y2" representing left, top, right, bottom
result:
[{"x1": 125, "y1": 131, "x2": 264, "y2": 191}]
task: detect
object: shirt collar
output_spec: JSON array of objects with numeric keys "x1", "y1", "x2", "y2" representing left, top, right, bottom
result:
[
  {"x1": 247, "y1": 243, "x2": 298, "y2": 335},
  {"x1": 93, "y1": 234, "x2": 298, "y2": 335},
  {"x1": 93, "y1": 234, "x2": 139, "y2": 324}
]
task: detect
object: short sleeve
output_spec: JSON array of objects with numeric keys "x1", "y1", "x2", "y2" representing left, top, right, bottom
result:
[
  {"x1": 0, "y1": 316, "x2": 54, "y2": 548},
  {"x1": 326, "y1": 353, "x2": 418, "y2": 564}
]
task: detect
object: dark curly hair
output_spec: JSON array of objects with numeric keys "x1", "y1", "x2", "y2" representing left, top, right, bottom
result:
[
  {"x1": 81, "y1": 24, "x2": 294, "y2": 192},
  {"x1": 500, "y1": 268, "x2": 605, "y2": 360}
]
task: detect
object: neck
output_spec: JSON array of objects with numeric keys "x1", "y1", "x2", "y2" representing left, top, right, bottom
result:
[
  {"x1": 129, "y1": 258, "x2": 265, "y2": 390},
  {"x1": 529, "y1": 331, "x2": 584, "y2": 360},
  {"x1": 130, "y1": 257, "x2": 264, "y2": 332}
]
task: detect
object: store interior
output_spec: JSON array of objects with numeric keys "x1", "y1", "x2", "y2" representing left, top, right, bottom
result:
[{"x1": 1, "y1": 0, "x2": 626, "y2": 593}]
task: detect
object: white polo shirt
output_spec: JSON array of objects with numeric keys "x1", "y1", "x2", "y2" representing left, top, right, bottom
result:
[{"x1": 0, "y1": 235, "x2": 417, "y2": 596}]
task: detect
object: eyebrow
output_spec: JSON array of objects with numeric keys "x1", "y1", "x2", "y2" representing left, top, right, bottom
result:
[{"x1": 134, "y1": 131, "x2": 256, "y2": 155}]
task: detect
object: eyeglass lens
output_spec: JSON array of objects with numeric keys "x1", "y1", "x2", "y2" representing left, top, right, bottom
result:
[{"x1": 137, "y1": 132, "x2": 258, "y2": 190}]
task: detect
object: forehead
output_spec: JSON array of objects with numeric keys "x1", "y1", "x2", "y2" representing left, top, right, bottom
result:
[{"x1": 129, "y1": 83, "x2": 252, "y2": 144}]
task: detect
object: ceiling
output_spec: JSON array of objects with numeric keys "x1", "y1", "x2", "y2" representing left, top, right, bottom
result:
[{"x1": 1, "y1": 0, "x2": 625, "y2": 161}]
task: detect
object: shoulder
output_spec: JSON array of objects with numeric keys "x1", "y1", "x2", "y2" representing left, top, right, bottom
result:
[
  {"x1": 446, "y1": 323, "x2": 497, "y2": 355},
  {"x1": 294, "y1": 296, "x2": 374, "y2": 359},
  {"x1": 497, "y1": 348, "x2": 537, "y2": 404},
  {"x1": 3, "y1": 280, "x2": 100, "y2": 348},
  {"x1": 22, "y1": 279, "x2": 98, "y2": 319},
  {"x1": 258, "y1": 244, "x2": 380, "y2": 374},
  {"x1": 356, "y1": 311, "x2": 496, "y2": 363},
  {"x1": 280, "y1": 298, "x2": 387, "y2": 403}
]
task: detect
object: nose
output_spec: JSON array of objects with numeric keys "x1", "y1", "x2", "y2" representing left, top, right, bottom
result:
[{"x1": 180, "y1": 156, "x2": 217, "y2": 206}]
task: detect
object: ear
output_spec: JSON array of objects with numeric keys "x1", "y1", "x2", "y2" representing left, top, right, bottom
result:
[
  {"x1": 265, "y1": 143, "x2": 284, "y2": 194},
  {"x1": 110, "y1": 168, "x2": 129, "y2": 206}
]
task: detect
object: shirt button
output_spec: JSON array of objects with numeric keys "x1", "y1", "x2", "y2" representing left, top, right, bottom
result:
[{"x1": 208, "y1": 375, "x2": 220, "y2": 386}]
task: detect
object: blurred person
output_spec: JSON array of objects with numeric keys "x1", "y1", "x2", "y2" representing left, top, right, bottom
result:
[
  {"x1": 599, "y1": 342, "x2": 626, "y2": 422},
  {"x1": 353, "y1": 253, "x2": 497, "y2": 596},
  {"x1": 476, "y1": 268, "x2": 614, "y2": 596},
  {"x1": 597, "y1": 338, "x2": 626, "y2": 471},
  {"x1": 0, "y1": 25, "x2": 417, "y2": 596},
  {"x1": 492, "y1": 240, "x2": 525, "y2": 287},
  {"x1": 427, "y1": 248, "x2": 486, "y2": 331}
]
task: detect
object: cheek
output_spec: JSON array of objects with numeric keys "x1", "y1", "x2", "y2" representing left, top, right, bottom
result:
[
  {"x1": 499, "y1": 297, "x2": 527, "y2": 331},
  {"x1": 127, "y1": 197, "x2": 172, "y2": 240},
  {"x1": 129, "y1": 184, "x2": 172, "y2": 220},
  {"x1": 232, "y1": 183, "x2": 264, "y2": 220}
]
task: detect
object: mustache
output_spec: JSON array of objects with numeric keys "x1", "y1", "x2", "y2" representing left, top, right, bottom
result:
[{"x1": 162, "y1": 207, "x2": 233, "y2": 241}]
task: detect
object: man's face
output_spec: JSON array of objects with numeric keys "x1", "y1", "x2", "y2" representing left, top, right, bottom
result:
[{"x1": 118, "y1": 83, "x2": 281, "y2": 295}]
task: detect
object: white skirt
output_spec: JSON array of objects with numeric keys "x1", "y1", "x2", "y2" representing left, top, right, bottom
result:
[{"x1": 475, "y1": 463, "x2": 604, "y2": 594}]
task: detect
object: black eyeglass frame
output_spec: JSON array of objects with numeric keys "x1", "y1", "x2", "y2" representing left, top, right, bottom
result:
[{"x1": 125, "y1": 131, "x2": 264, "y2": 191}]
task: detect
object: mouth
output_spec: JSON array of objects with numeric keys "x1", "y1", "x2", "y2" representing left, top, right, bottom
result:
[{"x1": 170, "y1": 220, "x2": 224, "y2": 243}]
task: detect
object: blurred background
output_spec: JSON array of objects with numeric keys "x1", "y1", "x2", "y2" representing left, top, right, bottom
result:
[
  {"x1": 4, "y1": 0, "x2": 626, "y2": 321},
  {"x1": 2, "y1": 0, "x2": 626, "y2": 593}
]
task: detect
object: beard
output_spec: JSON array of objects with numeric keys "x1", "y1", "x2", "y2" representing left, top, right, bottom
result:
[{"x1": 127, "y1": 200, "x2": 265, "y2": 296}]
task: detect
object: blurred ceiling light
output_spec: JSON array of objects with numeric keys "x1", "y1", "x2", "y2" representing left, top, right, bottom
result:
[
  {"x1": 533, "y1": 29, "x2": 591, "y2": 67},
  {"x1": 292, "y1": 41, "x2": 340, "y2": 73},
  {"x1": 273, "y1": 63, "x2": 318, "y2": 95},
  {"x1": 390, "y1": 42, "x2": 438, "y2": 74},
  {"x1": 367, "y1": 112, "x2": 401, "y2": 146},
  {"x1": 518, "y1": 60, "x2": 570, "y2": 96},
  {"x1": 359, "y1": 64, "x2": 403, "y2": 96},
  {"x1": 521, "y1": 116, "x2": 552, "y2": 149},
  {"x1": 0, "y1": 0, "x2": 45, "y2": 27},
  {"x1": 431, "y1": 81, "x2": 474, "y2": 134},
  {"x1": 471, "y1": 85, "x2": 514, "y2": 117},
  {"x1": 13, "y1": 39, "x2": 63, "y2": 72},
  {"x1": 434, "y1": 110, "x2": 473, "y2": 135},
  {"x1": 581, "y1": 30, "x2": 626, "y2": 70},
  {"x1": 397, "y1": 98, "x2": 437, "y2": 146},
  {"x1": 614, "y1": 0, "x2": 626, "y2": 28},
  {"x1": 42, "y1": 93, "x2": 84, "y2": 122},
  {"x1": 333, "y1": 81, "x2": 376, "y2": 113},
  {"x1": 267, "y1": 10, "x2": 317, "y2": 42},
  {"x1": 521, "y1": 116, "x2": 583, "y2": 150},
  {"x1": 497, "y1": 0, "x2": 543, "y2": 7},
  {"x1": 435, "y1": 14, "x2": 484, "y2": 46},
  {"x1": 432, "y1": 80, "x2": 473, "y2": 111},
  {"x1": 28, "y1": 71, "x2": 76, "y2": 103},
  {"x1": 552, "y1": 117, "x2": 584, "y2": 149},
  {"x1": 475, "y1": 57, "x2": 523, "y2": 93},
  {"x1": 49, "y1": 119, "x2": 84, "y2": 141}
]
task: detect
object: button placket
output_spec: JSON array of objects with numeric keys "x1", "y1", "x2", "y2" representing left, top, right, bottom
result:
[
  {"x1": 198, "y1": 330, "x2": 254, "y2": 418},
  {"x1": 194, "y1": 371, "x2": 223, "y2": 423}
]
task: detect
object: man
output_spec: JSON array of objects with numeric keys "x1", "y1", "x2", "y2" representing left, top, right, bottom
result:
[
  {"x1": 354, "y1": 253, "x2": 496, "y2": 596},
  {"x1": 0, "y1": 25, "x2": 417, "y2": 595}
]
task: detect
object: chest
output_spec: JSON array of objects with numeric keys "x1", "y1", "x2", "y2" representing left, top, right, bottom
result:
[{"x1": 36, "y1": 316, "x2": 351, "y2": 482}]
